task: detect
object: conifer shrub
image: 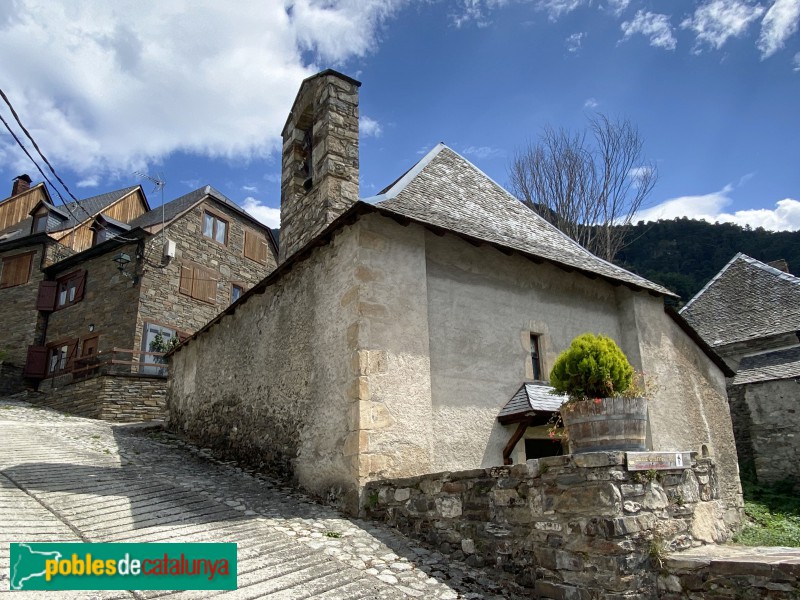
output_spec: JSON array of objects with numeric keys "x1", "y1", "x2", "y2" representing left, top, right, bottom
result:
[{"x1": 549, "y1": 333, "x2": 634, "y2": 402}]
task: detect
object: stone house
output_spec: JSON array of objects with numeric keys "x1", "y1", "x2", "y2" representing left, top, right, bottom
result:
[
  {"x1": 0, "y1": 180, "x2": 277, "y2": 419},
  {"x1": 680, "y1": 253, "x2": 800, "y2": 484},
  {"x1": 167, "y1": 70, "x2": 741, "y2": 522}
]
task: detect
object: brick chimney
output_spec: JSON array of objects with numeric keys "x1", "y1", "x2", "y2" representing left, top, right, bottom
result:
[
  {"x1": 11, "y1": 174, "x2": 32, "y2": 197},
  {"x1": 279, "y1": 70, "x2": 361, "y2": 263}
]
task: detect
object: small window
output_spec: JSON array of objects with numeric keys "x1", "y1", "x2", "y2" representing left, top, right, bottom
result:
[
  {"x1": 530, "y1": 334, "x2": 542, "y2": 381},
  {"x1": 32, "y1": 213, "x2": 48, "y2": 233},
  {"x1": 231, "y1": 284, "x2": 244, "y2": 303},
  {"x1": 202, "y1": 212, "x2": 228, "y2": 245},
  {"x1": 55, "y1": 270, "x2": 86, "y2": 309},
  {"x1": 47, "y1": 341, "x2": 76, "y2": 374},
  {"x1": 1, "y1": 252, "x2": 34, "y2": 288}
]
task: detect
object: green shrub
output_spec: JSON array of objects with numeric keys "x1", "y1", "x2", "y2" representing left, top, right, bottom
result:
[{"x1": 549, "y1": 333, "x2": 634, "y2": 401}]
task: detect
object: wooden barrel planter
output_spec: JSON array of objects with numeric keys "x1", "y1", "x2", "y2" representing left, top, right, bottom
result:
[{"x1": 560, "y1": 397, "x2": 648, "y2": 453}]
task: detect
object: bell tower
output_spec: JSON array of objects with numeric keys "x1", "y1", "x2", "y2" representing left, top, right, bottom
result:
[{"x1": 279, "y1": 70, "x2": 361, "y2": 262}]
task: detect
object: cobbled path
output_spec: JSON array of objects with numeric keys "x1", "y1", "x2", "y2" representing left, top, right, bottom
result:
[{"x1": 0, "y1": 400, "x2": 521, "y2": 599}]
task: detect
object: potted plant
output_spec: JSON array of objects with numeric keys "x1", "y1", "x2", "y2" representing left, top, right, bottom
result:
[{"x1": 550, "y1": 333, "x2": 648, "y2": 454}]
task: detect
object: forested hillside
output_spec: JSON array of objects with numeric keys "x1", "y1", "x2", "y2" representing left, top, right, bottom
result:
[{"x1": 615, "y1": 218, "x2": 800, "y2": 304}]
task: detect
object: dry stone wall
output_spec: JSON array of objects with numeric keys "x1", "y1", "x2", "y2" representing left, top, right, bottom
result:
[
  {"x1": 35, "y1": 373, "x2": 166, "y2": 421},
  {"x1": 364, "y1": 452, "x2": 731, "y2": 599}
]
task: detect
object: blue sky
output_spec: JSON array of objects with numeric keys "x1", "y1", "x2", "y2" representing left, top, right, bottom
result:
[{"x1": 0, "y1": 1, "x2": 798, "y2": 231}]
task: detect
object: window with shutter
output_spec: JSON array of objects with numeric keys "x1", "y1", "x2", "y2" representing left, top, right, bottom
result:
[
  {"x1": 244, "y1": 230, "x2": 268, "y2": 264},
  {"x1": 54, "y1": 270, "x2": 86, "y2": 309},
  {"x1": 178, "y1": 263, "x2": 217, "y2": 304},
  {"x1": 36, "y1": 280, "x2": 58, "y2": 311},
  {"x1": 1, "y1": 252, "x2": 34, "y2": 288}
]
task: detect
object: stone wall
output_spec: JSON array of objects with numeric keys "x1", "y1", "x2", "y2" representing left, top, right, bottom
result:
[
  {"x1": 364, "y1": 452, "x2": 729, "y2": 599},
  {"x1": 35, "y1": 373, "x2": 166, "y2": 421},
  {"x1": 279, "y1": 70, "x2": 360, "y2": 262},
  {"x1": 134, "y1": 199, "x2": 276, "y2": 352},
  {"x1": 731, "y1": 379, "x2": 800, "y2": 484},
  {"x1": 46, "y1": 240, "x2": 142, "y2": 356},
  {"x1": 0, "y1": 364, "x2": 26, "y2": 395},
  {"x1": 168, "y1": 219, "x2": 363, "y2": 511}
]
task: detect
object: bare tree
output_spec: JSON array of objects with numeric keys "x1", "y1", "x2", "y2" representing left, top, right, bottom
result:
[{"x1": 508, "y1": 114, "x2": 657, "y2": 262}]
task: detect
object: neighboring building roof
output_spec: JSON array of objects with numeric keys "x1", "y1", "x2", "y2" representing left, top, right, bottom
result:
[
  {"x1": 498, "y1": 383, "x2": 568, "y2": 425},
  {"x1": 364, "y1": 144, "x2": 674, "y2": 297},
  {"x1": 42, "y1": 228, "x2": 149, "y2": 275},
  {"x1": 680, "y1": 253, "x2": 800, "y2": 348},
  {"x1": 733, "y1": 346, "x2": 800, "y2": 385},
  {"x1": 93, "y1": 213, "x2": 132, "y2": 231}
]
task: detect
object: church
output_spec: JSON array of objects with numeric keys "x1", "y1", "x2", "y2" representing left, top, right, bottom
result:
[{"x1": 166, "y1": 70, "x2": 740, "y2": 521}]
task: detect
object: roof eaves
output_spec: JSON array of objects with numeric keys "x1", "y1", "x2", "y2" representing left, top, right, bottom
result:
[
  {"x1": 665, "y1": 306, "x2": 735, "y2": 377},
  {"x1": 43, "y1": 227, "x2": 148, "y2": 274}
]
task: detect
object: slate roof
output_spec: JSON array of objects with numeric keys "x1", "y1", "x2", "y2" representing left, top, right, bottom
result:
[
  {"x1": 498, "y1": 383, "x2": 568, "y2": 423},
  {"x1": 365, "y1": 145, "x2": 674, "y2": 296},
  {"x1": 733, "y1": 346, "x2": 800, "y2": 385},
  {"x1": 680, "y1": 253, "x2": 800, "y2": 347},
  {"x1": 129, "y1": 185, "x2": 242, "y2": 229}
]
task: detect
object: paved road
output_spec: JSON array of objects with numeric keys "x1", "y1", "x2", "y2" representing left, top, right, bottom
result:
[{"x1": 0, "y1": 400, "x2": 516, "y2": 599}]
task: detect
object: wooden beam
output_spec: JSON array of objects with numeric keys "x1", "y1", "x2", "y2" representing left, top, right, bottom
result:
[{"x1": 502, "y1": 418, "x2": 533, "y2": 465}]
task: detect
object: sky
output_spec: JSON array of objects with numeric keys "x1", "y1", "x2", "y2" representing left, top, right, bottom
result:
[{"x1": 0, "y1": 0, "x2": 798, "y2": 232}]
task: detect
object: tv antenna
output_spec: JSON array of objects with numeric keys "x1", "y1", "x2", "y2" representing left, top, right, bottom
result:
[{"x1": 135, "y1": 171, "x2": 167, "y2": 236}]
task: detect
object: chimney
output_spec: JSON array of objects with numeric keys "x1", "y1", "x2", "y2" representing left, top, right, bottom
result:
[
  {"x1": 279, "y1": 70, "x2": 361, "y2": 263},
  {"x1": 11, "y1": 174, "x2": 32, "y2": 197},
  {"x1": 767, "y1": 259, "x2": 790, "y2": 274}
]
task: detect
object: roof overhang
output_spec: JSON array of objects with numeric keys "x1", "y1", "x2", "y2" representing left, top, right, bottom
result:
[{"x1": 43, "y1": 227, "x2": 148, "y2": 275}]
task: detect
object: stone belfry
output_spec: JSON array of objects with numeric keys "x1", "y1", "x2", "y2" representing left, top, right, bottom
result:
[{"x1": 279, "y1": 70, "x2": 361, "y2": 263}]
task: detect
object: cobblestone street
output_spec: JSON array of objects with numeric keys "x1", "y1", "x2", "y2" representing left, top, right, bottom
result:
[{"x1": 0, "y1": 400, "x2": 522, "y2": 599}]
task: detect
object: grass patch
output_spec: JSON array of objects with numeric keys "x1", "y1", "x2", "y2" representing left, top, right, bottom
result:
[
  {"x1": 734, "y1": 466, "x2": 800, "y2": 547},
  {"x1": 323, "y1": 531, "x2": 342, "y2": 538}
]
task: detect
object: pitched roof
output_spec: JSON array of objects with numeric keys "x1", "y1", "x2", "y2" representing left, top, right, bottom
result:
[
  {"x1": 733, "y1": 346, "x2": 800, "y2": 385},
  {"x1": 680, "y1": 253, "x2": 800, "y2": 347},
  {"x1": 129, "y1": 185, "x2": 238, "y2": 229},
  {"x1": 53, "y1": 186, "x2": 142, "y2": 231},
  {"x1": 365, "y1": 144, "x2": 673, "y2": 296},
  {"x1": 498, "y1": 383, "x2": 568, "y2": 424}
]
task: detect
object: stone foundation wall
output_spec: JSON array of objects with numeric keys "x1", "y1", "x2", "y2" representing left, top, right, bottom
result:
[
  {"x1": 364, "y1": 452, "x2": 733, "y2": 598},
  {"x1": 35, "y1": 374, "x2": 166, "y2": 421},
  {"x1": 0, "y1": 363, "x2": 26, "y2": 396}
]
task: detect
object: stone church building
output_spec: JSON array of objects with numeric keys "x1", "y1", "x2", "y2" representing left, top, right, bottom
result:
[{"x1": 167, "y1": 70, "x2": 741, "y2": 519}]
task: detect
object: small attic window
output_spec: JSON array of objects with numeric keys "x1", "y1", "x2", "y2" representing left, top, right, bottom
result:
[{"x1": 32, "y1": 212, "x2": 48, "y2": 234}]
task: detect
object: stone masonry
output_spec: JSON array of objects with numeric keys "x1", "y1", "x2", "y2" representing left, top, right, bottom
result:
[
  {"x1": 365, "y1": 452, "x2": 734, "y2": 599},
  {"x1": 133, "y1": 198, "x2": 276, "y2": 352},
  {"x1": 35, "y1": 373, "x2": 166, "y2": 421},
  {"x1": 279, "y1": 70, "x2": 361, "y2": 262}
]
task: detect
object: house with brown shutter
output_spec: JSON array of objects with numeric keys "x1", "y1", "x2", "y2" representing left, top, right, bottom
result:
[{"x1": 0, "y1": 179, "x2": 277, "y2": 417}]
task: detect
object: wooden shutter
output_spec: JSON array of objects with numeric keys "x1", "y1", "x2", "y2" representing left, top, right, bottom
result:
[
  {"x1": 192, "y1": 266, "x2": 217, "y2": 304},
  {"x1": 73, "y1": 270, "x2": 87, "y2": 302},
  {"x1": 23, "y1": 345, "x2": 48, "y2": 378},
  {"x1": 0, "y1": 252, "x2": 33, "y2": 288},
  {"x1": 179, "y1": 264, "x2": 193, "y2": 296},
  {"x1": 244, "y1": 230, "x2": 267, "y2": 264},
  {"x1": 36, "y1": 280, "x2": 58, "y2": 311}
]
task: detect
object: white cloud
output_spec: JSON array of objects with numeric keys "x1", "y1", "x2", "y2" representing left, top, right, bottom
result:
[
  {"x1": 242, "y1": 197, "x2": 281, "y2": 229},
  {"x1": 536, "y1": 0, "x2": 587, "y2": 21},
  {"x1": 794, "y1": 51, "x2": 800, "y2": 69},
  {"x1": 462, "y1": 145, "x2": 504, "y2": 159},
  {"x1": 681, "y1": 0, "x2": 765, "y2": 51},
  {"x1": 76, "y1": 176, "x2": 99, "y2": 188},
  {"x1": 0, "y1": 1, "x2": 400, "y2": 180},
  {"x1": 449, "y1": 0, "x2": 509, "y2": 28},
  {"x1": 566, "y1": 32, "x2": 585, "y2": 52},
  {"x1": 584, "y1": 97, "x2": 599, "y2": 109},
  {"x1": 359, "y1": 115, "x2": 383, "y2": 138},
  {"x1": 620, "y1": 11, "x2": 677, "y2": 50},
  {"x1": 607, "y1": 0, "x2": 631, "y2": 16},
  {"x1": 636, "y1": 186, "x2": 800, "y2": 231},
  {"x1": 242, "y1": 185, "x2": 258, "y2": 193},
  {"x1": 628, "y1": 166, "x2": 653, "y2": 182},
  {"x1": 757, "y1": 0, "x2": 800, "y2": 57}
]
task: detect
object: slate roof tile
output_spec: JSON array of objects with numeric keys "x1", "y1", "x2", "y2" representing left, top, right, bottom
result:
[
  {"x1": 733, "y1": 346, "x2": 800, "y2": 385},
  {"x1": 498, "y1": 383, "x2": 568, "y2": 421},
  {"x1": 680, "y1": 253, "x2": 800, "y2": 347},
  {"x1": 369, "y1": 145, "x2": 673, "y2": 296}
]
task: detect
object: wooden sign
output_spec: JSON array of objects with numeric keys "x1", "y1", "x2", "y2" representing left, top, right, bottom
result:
[{"x1": 627, "y1": 451, "x2": 692, "y2": 471}]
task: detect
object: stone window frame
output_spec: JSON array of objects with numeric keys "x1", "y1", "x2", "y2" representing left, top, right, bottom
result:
[
  {"x1": 201, "y1": 208, "x2": 229, "y2": 247},
  {"x1": 523, "y1": 325, "x2": 549, "y2": 382},
  {"x1": 0, "y1": 251, "x2": 35, "y2": 288},
  {"x1": 230, "y1": 281, "x2": 245, "y2": 304}
]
